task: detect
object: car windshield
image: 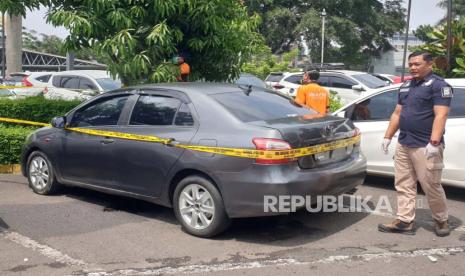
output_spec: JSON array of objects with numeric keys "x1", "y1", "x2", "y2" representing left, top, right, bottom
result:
[
  {"x1": 235, "y1": 75, "x2": 267, "y2": 88},
  {"x1": 212, "y1": 90, "x2": 317, "y2": 122},
  {"x1": 265, "y1": 74, "x2": 284, "y2": 82},
  {"x1": 352, "y1": 73, "x2": 388, "y2": 89},
  {"x1": 95, "y1": 78, "x2": 122, "y2": 91}
]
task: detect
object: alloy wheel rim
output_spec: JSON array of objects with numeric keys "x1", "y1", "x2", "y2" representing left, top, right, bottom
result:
[
  {"x1": 29, "y1": 156, "x2": 49, "y2": 190},
  {"x1": 179, "y1": 184, "x2": 215, "y2": 230}
]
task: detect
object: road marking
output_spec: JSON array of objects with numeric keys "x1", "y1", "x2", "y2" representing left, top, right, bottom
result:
[
  {"x1": 83, "y1": 246, "x2": 465, "y2": 275},
  {"x1": 0, "y1": 229, "x2": 87, "y2": 267}
]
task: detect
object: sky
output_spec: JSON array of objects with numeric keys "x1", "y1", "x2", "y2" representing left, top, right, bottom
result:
[{"x1": 23, "y1": 0, "x2": 446, "y2": 39}]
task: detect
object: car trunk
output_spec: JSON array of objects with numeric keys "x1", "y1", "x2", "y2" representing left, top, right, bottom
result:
[{"x1": 249, "y1": 115, "x2": 358, "y2": 169}]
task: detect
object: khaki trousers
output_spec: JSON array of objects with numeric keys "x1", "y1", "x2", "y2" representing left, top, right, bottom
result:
[{"x1": 394, "y1": 143, "x2": 448, "y2": 223}]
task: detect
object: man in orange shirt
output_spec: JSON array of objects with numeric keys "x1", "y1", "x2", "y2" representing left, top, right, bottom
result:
[
  {"x1": 176, "y1": 56, "x2": 190, "y2": 82},
  {"x1": 295, "y1": 70, "x2": 330, "y2": 114}
]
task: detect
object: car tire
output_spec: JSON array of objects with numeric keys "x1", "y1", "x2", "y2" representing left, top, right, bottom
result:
[
  {"x1": 26, "y1": 151, "x2": 60, "y2": 195},
  {"x1": 173, "y1": 175, "x2": 231, "y2": 238}
]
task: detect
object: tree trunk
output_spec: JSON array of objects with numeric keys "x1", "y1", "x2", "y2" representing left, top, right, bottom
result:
[{"x1": 5, "y1": 13, "x2": 22, "y2": 75}]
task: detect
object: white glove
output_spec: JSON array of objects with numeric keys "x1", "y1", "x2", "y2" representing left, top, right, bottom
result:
[
  {"x1": 381, "y1": 138, "x2": 391, "y2": 154},
  {"x1": 425, "y1": 143, "x2": 440, "y2": 159}
]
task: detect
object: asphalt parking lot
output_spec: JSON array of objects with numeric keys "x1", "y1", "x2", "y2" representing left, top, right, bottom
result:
[{"x1": 1, "y1": 174, "x2": 465, "y2": 276}]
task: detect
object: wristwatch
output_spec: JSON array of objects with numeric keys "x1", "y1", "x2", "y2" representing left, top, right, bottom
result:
[{"x1": 429, "y1": 140, "x2": 440, "y2": 146}]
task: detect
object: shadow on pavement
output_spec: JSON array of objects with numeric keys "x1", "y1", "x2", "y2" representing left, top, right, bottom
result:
[{"x1": 62, "y1": 186, "x2": 177, "y2": 225}]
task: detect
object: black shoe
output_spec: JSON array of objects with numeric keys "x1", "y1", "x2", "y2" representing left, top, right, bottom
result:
[{"x1": 378, "y1": 219, "x2": 415, "y2": 235}]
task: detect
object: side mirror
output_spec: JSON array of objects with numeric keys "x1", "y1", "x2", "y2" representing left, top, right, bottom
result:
[
  {"x1": 352, "y1": 84, "x2": 365, "y2": 91},
  {"x1": 335, "y1": 111, "x2": 346, "y2": 118},
  {"x1": 51, "y1": 116, "x2": 66, "y2": 128}
]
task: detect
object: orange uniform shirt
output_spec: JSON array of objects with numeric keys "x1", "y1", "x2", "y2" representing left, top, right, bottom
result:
[{"x1": 295, "y1": 83, "x2": 330, "y2": 114}]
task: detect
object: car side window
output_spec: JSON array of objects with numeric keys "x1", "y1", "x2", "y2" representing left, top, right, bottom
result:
[
  {"x1": 449, "y1": 88, "x2": 465, "y2": 117},
  {"x1": 317, "y1": 76, "x2": 330, "y2": 86},
  {"x1": 79, "y1": 77, "x2": 97, "y2": 90},
  {"x1": 60, "y1": 76, "x2": 80, "y2": 89},
  {"x1": 174, "y1": 103, "x2": 194, "y2": 126},
  {"x1": 285, "y1": 75, "x2": 303, "y2": 84},
  {"x1": 130, "y1": 95, "x2": 182, "y2": 126},
  {"x1": 330, "y1": 76, "x2": 356, "y2": 89},
  {"x1": 69, "y1": 96, "x2": 129, "y2": 127},
  {"x1": 35, "y1": 75, "x2": 51, "y2": 83},
  {"x1": 350, "y1": 90, "x2": 397, "y2": 121}
]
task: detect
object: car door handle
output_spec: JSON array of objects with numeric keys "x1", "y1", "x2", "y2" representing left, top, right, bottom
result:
[{"x1": 100, "y1": 138, "x2": 114, "y2": 144}]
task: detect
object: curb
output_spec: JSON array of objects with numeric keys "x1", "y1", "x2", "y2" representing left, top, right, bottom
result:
[{"x1": 0, "y1": 164, "x2": 22, "y2": 174}]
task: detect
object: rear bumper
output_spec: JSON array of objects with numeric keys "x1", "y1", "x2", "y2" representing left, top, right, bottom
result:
[{"x1": 218, "y1": 154, "x2": 367, "y2": 218}]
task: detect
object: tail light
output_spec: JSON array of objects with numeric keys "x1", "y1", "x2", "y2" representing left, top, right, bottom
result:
[
  {"x1": 22, "y1": 77, "x2": 33, "y2": 87},
  {"x1": 252, "y1": 138, "x2": 295, "y2": 165},
  {"x1": 43, "y1": 87, "x2": 48, "y2": 94},
  {"x1": 273, "y1": 84, "x2": 285, "y2": 90}
]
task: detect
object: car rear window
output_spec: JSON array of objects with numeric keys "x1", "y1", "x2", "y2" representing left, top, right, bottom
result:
[
  {"x1": 211, "y1": 91, "x2": 317, "y2": 122},
  {"x1": 265, "y1": 74, "x2": 284, "y2": 82},
  {"x1": 352, "y1": 73, "x2": 388, "y2": 89}
]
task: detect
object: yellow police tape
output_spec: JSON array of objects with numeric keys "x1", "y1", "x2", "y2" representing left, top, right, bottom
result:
[
  {"x1": 0, "y1": 117, "x2": 360, "y2": 160},
  {"x1": 0, "y1": 86, "x2": 31, "y2": 89}
]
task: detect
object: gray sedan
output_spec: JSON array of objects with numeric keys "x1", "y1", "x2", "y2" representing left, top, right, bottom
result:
[{"x1": 21, "y1": 83, "x2": 366, "y2": 237}]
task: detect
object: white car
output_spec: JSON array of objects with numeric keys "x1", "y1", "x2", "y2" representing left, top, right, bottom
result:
[
  {"x1": 6, "y1": 72, "x2": 52, "y2": 97},
  {"x1": 333, "y1": 79, "x2": 465, "y2": 188},
  {"x1": 269, "y1": 70, "x2": 388, "y2": 103},
  {"x1": 44, "y1": 70, "x2": 121, "y2": 101}
]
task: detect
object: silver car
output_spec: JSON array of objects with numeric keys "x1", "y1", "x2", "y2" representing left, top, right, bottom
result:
[
  {"x1": 22, "y1": 83, "x2": 366, "y2": 237},
  {"x1": 333, "y1": 79, "x2": 465, "y2": 188}
]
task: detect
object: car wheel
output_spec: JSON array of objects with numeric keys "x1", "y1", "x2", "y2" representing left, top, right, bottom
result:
[
  {"x1": 27, "y1": 151, "x2": 60, "y2": 195},
  {"x1": 173, "y1": 175, "x2": 231, "y2": 237}
]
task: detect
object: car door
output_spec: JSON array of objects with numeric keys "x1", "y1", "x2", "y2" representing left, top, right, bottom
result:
[
  {"x1": 442, "y1": 87, "x2": 465, "y2": 182},
  {"x1": 327, "y1": 75, "x2": 359, "y2": 104},
  {"x1": 111, "y1": 90, "x2": 198, "y2": 196},
  {"x1": 58, "y1": 94, "x2": 132, "y2": 188},
  {"x1": 343, "y1": 89, "x2": 398, "y2": 175},
  {"x1": 51, "y1": 75, "x2": 82, "y2": 100}
]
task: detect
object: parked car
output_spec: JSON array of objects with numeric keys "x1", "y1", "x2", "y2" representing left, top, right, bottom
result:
[
  {"x1": 372, "y1": 73, "x2": 413, "y2": 85},
  {"x1": 0, "y1": 88, "x2": 17, "y2": 99},
  {"x1": 269, "y1": 70, "x2": 389, "y2": 103},
  {"x1": 4, "y1": 72, "x2": 52, "y2": 97},
  {"x1": 264, "y1": 72, "x2": 286, "y2": 88},
  {"x1": 234, "y1": 73, "x2": 267, "y2": 88},
  {"x1": 333, "y1": 79, "x2": 465, "y2": 187},
  {"x1": 44, "y1": 70, "x2": 121, "y2": 100},
  {"x1": 22, "y1": 83, "x2": 366, "y2": 237}
]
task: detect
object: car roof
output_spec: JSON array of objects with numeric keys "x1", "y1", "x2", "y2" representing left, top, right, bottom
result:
[
  {"x1": 445, "y1": 78, "x2": 465, "y2": 87},
  {"x1": 333, "y1": 78, "x2": 465, "y2": 114},
  {"x1": 51, "y1": 70, "x2": 112, "y2": 79},
  {"x1": 126, "y1": 82, "x2": 249, "y2": 95},
  {"x1": 283, "y1": 70, "x2": 368, "y2": 77}
]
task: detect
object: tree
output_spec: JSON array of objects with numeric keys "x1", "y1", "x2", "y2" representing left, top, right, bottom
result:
[
  {"x1": 245, "y1": 0, "x2": 405, "y2": 67},
  {"x1": 414, "y1": 24, "x2": 436, "y2": 43},
  {"x1": 42, "y1": 0, "x2": 261, "y2": 85},
  {"x1": 417, "y1": 18, "x2": 465, "y2": 77},
  {"x1": 2, "y1": 1, "x2": 261, "y2": 85},
  {"x1": 438, "y1": 0, "x2": 465, "y2": 21}
]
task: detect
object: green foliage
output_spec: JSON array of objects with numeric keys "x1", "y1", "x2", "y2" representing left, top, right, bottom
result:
[
  {"x1": 329, "y1": 90, "x2": 343, "y2": 112},
  {"x1": 42, "y1": 0, "x2": 261, "y2": 85},
  {"x1": 0, "y1": 95, "x2": 81, "y2": 124},
  {"x1": 0, "y1": 125, "x2": 35, "y2": 165},
  {"x1": 417, "y1": 18, "x2": 465, "y2": 77},
  {"x1": 245, "y1": 0, "x2": 406, "y2": 67},
  {"x1": 241, "y1": 48, "x2": 300, "y2": 80},
  {"x1": 414, "y1": 25, "x2": 436, "y2": 43}
]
